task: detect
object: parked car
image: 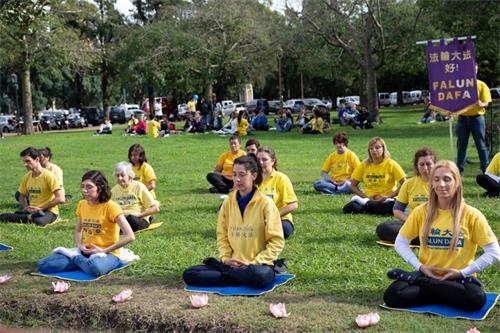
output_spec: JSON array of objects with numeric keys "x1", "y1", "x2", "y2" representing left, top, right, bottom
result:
[
  {"x1": 110, "y1": 106, "x2": 126, "y2": 124},
  {"x1": 246, "y1": 99, "x2": 270, "y2": 115},
  {"x1": 303, "y1": 98, "x2": 328, "y2": 110},
  {"x1": 177, "y1": 103, "x2": 188, "y2": 119},
  {"x1": 221, "y1": 100, "x2": 235, "y2": 116},
  {"x1": 132, "y1": 110, "x2": 145, "y2": 120},
  {"x1": 235, "y1": 102, "x2": 247, "y2": 113},
  {"x1": 378, "y1": 92, "x2": 391, "y2": 106},
  {"x1": 283, "y1": 99, "x2": 304, "y2": 113},
  {"x1": 0, "y1": 115, "x2": 16, "y2": 133},
  {"x1": 336, "y1": 96, "x2": 360, "y2": 107},
  {"x1": 80, "y1": 106, "x2": 103, "y2": 126},
  {"x1": 68, "y1": 113, "x2": 86, "y2": 128},
  {"x1": 268, "y1": 100, "x2": 281, "y2": 113}
]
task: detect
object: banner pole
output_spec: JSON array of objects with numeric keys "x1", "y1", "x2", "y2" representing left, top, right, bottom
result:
[{"x1": 448, "y1": 116, "x2": 455, "y2": 160}]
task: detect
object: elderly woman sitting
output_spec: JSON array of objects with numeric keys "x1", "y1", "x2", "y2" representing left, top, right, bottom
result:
[{"x1": 111, "y1": 162, "x2": 160, "y2": 232}]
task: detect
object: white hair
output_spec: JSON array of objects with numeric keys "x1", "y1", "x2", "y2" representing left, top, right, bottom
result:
[{"x1": 113, "y1": 161, "x2": 135, "y2": 179}]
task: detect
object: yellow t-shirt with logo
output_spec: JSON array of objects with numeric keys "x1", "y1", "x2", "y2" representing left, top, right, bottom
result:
[
  {"x1": 77, "y1": 199, "x2": 123, "y2": 257},
  {"x1": 18, "y1": 169, "x2": 60, "y2": 215},
  {"x1": 45, "y1": 162, "x2": 63, "y2": 187},
  {"x1": 111, "y1": 180, "x2": 157, "y2": 216},
  {"x1": 148, "y1": 120, "x2": 160, "y2": 138},
  {"x1": 187, "y1": 100, "x2": 197, "y2": 113},
  {"x1": 321, "y1": 149, "x2": 361, "y2": 182},
  {"x1": 486, "y1": 152, "x2": 500, "y2": 176},
  {"x1": 395, "y1": 175, "x2": 429, "y2": 212},
  {"x1": 400, "y1": 203, "x2": 497, "y2": 275},
  {"x1": 460, "y1": 80, "x2": 491, "y2": 116},
  {"x1": 259, "y1": 169, "x2": 298, "y2": 222},
  {"x1": 216, "y1": 150, "x2": 246, "y2": 179},
  {"x1": 237, "y1": 118, "x2": 249, "y2": 136},
  {"x1": 132, "y1": 162, "x2": 157, "y2": 198},
  {"x1": 351, "y1": 158, "x2": 406, "y2": 197}
]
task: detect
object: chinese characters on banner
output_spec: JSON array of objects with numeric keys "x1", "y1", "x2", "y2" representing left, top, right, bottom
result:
[{"x1": 426, "y1": 37, "x2": 478, "y2": 114}]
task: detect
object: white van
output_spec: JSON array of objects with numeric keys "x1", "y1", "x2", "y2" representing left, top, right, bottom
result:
[
  {"x1": 389, "y1": 92, "x2": 397, "y2": 106},
  {"x1": 221, "y1": 100, "x2": 235, "y2": 116},
  {"x1": 378, "y1": 92, "x2": 391, "y2": 106},
  {"x1": 409, "y1": 90, "x2": 423, "y2": 104}
]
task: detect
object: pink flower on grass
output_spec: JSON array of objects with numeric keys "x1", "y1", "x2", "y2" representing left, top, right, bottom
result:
[
  {"x1": 52, "y1": 281, "x2": 70, "y2": 293},
  {"x1": 467, "y1": 328, "x2": 481, "y2": 333},
  {"x1": 189, "y1": 294, "x2": 209, "y2": 308},
  {"x1": 0, "y1": 275, "x2": 12, "y2": 284},
  {"x1": 355, "y1": 312, "x2": 380, "y2": 328},
  {"x1": 269, "y1": 303, "x2": 289, "y2": 318},
  {"x1": 112, "y1": 289, "x2": 133, "y2": 303}
]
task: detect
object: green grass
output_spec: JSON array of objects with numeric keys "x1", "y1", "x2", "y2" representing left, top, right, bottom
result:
[{"x1": 0, "y1": 106, "x2": 498, "y2": 332}]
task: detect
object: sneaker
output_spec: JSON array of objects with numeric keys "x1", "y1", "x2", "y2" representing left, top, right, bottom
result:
[
  {"x1": 53, "y1": 247, "x2": 81, "y2": 259},
  {"x1": 274, "y1": 258, "x2": 288, "y2": 274}
]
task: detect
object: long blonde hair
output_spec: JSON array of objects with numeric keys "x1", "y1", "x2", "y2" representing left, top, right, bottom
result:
[
  {"x1": 367, "y1": 137, "x2": 390, "y2": 164},
  {"x1": 421, "y1": 160, "x2": 464, "y2": 251}
]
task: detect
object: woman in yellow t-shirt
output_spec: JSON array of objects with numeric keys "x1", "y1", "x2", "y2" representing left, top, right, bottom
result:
[
  {"x1": 206, "y1": 134, "x2": 246, "y2": 193},
  {"x1": 313, "y1": 132, "x2": 360, "y2": 195},
  {"x1": 111, "y1": 162, "x2": 160, "y2": 232},
  {"x1": 257, "y1": 146, "x2": 298, "y2": 239},
  {"x1": 376, "y1": 147, "x2": 437, "y2": 244},
  {"x1": 183, "y1": 155, "x2": 284, "y2": 288},
  {"x1": 343, "y1": 137, "x2": 406, "y2": 215},
  {"x1": 37, "y1": 170, "x2": 135, "y2": 277},
  {"x1": 236, "y1": 111, "x2": 250, "y2": 136},
  {"x1": 384, "y1": 161, "x2": 499, "y2": 310},
  {"x1": 302, "y1": 109, "x2": 324, "y2": 134},
  {"x1": 128, "y1": 144, "x2": 157, "y2": 198},
  {"x1": 476, "y1": 152, "x2": 500, "y2": 197}
]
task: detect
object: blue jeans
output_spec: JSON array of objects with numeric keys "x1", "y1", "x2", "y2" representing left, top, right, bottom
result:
[
  {"x1": 37, "y1": 253, "x2": 121, "y2": 277},
  {"x1": 313, "y1": 180, "x2": 352, "y2": 194},
  {"x1": 456, "y1": 115, "x2": 489, "y2": 173}
]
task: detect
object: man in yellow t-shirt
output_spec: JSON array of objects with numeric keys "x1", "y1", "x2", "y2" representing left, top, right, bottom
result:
[
  {"x1": 39, "y1": 147, "x2": 65, "y2": 200},
  {"x1": 0, "y1": 147, "x2": 64, "y2": 226},
  {"x1": 456, "y1": 64, "x2": 491, "y2": 173},
  {"x1": 206, "y1": 134, "x2": 246, "y2": 193},
  {"x1": 314, "y1": 132, "x2": 360, "y2": 194},
  {"x1": 148, "y1": 113, "x2": 160, "y2": 138},
  {"x1": 476, "y1": 152, "x2": 500, "y2": 197}
]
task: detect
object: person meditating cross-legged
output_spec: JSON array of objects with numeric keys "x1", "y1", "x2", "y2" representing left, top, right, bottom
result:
[
  {"x1": 206, "y1": 134, "x2": 246, "y2": 193},
  {"x1": 111, "y1": 162, "x2": 160, "y2": 232},
  {"x1": 376, "y1": 148, "x2": 437, "y2": 244},
  {"x1": 37, "y1": 170, "x2": 135, "y2": 277},
  {"x1": 476, "y1": 152, "x2": 500, "y2": 197},
  {"x1": 257, "y1": 146, "x2": 298, "y2": 239},
  {"x1": 183, "y1": 155, "x2": 284, "y2": 288},
  {"x1": 343, "y1": 137, "x2": 406, "y2": 215},
  {"x1": 384, "y1": 161, "x2": 499, "y2": 311}
]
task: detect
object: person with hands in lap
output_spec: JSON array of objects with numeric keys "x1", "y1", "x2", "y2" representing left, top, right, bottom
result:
[
  {"x1": 183, "y1": 155, "x2": 284, "y2": 288},
  {"x1": 384, "y1": 161, "x2": 499, "y2": 310},
  {"x1": 37, "y1": 170, "x2": 135, "y2": 277}
]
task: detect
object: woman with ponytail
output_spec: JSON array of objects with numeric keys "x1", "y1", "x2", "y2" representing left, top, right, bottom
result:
[
  {"x1": 183, "y1": 155, "x2": 284, "y2": 288},
  {"x1": 384, "y1": 161, "x2": 499, "y2": 310}
]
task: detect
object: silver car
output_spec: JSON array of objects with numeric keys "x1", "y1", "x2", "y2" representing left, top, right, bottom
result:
[{"x1": 0, "y1": 115, "x2": 16, "y2": 133}]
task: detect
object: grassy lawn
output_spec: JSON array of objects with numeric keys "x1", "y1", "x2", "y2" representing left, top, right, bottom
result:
[{"x1": 0, "y1": 106, "x2": 498, "y2": 332}]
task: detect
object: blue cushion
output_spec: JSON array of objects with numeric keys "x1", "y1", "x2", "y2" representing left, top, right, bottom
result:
[
  {"x1": 31, "y1": 261, "x2": 130, "y2": 282},
  {"x1": 185, "y1": 274, "x2": 295, "y2": 296},
  {"x1": 0, "y1": 243, "x2": 12, "y2": 251},
  {"x1": 381, "y1": 292, "x2": 499, "y2": 320}
]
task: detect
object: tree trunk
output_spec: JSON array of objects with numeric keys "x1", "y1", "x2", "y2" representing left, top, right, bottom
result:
[
  {"x1": 363, "y1": 11, "x2": 379, "y2": 123},
  {"x1": 21, "y1": 67, "x2": 33, "y2": 135},
  {"x1": 148, "y1": 83, "x2": 155, "y2": 118},
  {"x1": 102, "y1": 58, "x2": 110, "y2": 120}
]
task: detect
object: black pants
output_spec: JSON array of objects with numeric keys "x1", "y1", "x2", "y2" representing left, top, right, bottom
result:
[
  {"x1": 125, "y1": 214, "x2": 150, "y2": 232},
  {"x1": 206, "y1": 173, "x2": 233, "y2": 193},
  {"x1": 183, "y1": 262, "x2": 275, "y2": 288},
  {"x1": 476, "y1": 174, "x2": 500, "y2": 197},
  {"x1": 343, "y1": 200, "x2": 395, "y2": 215},
  {"x1": 282, "y1": 220, "x2": 294, "y2": 239},
  {"x1": 0, "y1": 210, "x2": 58, "y2": 226},
  {"x1": 384, "y1": 276, "x2": 486, "y2": 311},
  {"x1": 376, "y1": 220, "x2": 420, "y2": 245}
]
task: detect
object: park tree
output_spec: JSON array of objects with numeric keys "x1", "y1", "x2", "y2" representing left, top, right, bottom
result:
[
  {"x1": 0, "y1": 0, "x2": 96, "y2": 134},
  {"x1": 298, "y1": 0, "x2": 425, "y2": 121}
]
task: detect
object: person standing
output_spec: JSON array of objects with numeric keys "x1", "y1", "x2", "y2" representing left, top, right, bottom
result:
[{"x1": 456, "y1": 64, "x2": 491, "y2": 174}]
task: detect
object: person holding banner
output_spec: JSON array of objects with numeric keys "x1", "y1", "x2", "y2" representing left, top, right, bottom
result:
[
  {"x1": 456, "y1": 64, "x2": 491, "y2": 174},
  {"x1": 343, "y1": 137, "x2": 406, "y2": 215},
  {"x1": 476, "y1": 152, "x2": 500, "y2": 197},
  {"x1": 383, "y1": 161, "x2": 499, "y2": 311}
]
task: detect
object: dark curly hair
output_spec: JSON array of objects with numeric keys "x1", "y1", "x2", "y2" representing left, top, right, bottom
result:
[{"x1": 81, "y1": 170, "x2": 111, "y2": 203}]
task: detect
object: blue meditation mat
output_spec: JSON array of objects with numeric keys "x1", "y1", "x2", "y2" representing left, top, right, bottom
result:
[
  {"x1": 31, "y1": 261, "x2": 130, "y2": 282},
  {"x1": 184, "y1": 274, "x2": 295, "y2": 296},
  {"x1": 381, "y1": 292, "x2": 499, "y2": 320},
  {"x1": 0, "y1": 243, "x2": 12, "y2": 251}
]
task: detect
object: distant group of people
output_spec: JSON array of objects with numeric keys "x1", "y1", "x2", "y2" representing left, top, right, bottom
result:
[{"x1": 337, "y1": 103, "x2": 373, "y2": 129}]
